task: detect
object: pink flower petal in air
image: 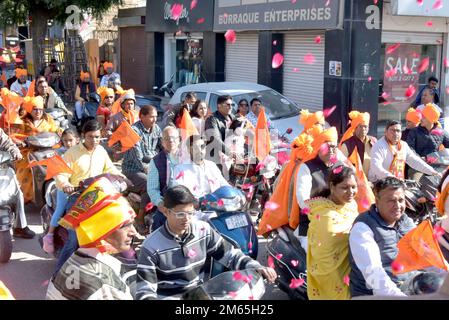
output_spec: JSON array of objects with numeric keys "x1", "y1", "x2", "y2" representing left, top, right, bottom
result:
[
  {"x1": 320, "y1": 143, "x2": 330, "y2": 156},
  {"x1": 431, "y1": 128, "x2": 444, "y2": 136},
  {"x1": 293, "y1": 67, "x2": 300, "y2": 72},
  {"x1": 289, "y1": 278, "x2": 305, "y2": 289},
  {"x1": 224, "y1": 30, "x2": 236, "y2": 43},
  {"x1": 417, "y1": 0, "x2": 424, "y2": 6},
  {"x1": 217, "y1": 199, "x2": 224, "y2": 207},
  {"x1": 301, "y1": 207, "x2": 310, "y2": 215},
  {"x1": 391, "y1": 261, "x2": 404, "y2": 273},
  {"x1": 426, "y1": 20, "x2": 434, "y2": 27},
  {"x1": 367, "y1": 76, "x2": 372, "y2": 82},
  {"x1": 228, "y1": 291, "x2": 237, "y2": 298},
  {"x1": 434, "y1": 225, "x2": 445, "y2": 240},
  {"x1": 329, "y1": 154, "x2": 338, "y2": 165},
  {"x1": 314, "y1": 36, "x2": 321, "y2": 44},
  {"x1": 248, "y1": 242, "x2": 253, "y2": 250},
  {"x1": 427, "y1": 156, "x2": 437, "y2": 164},
  {"x1": 323, "y1": 105, "x2": 337, "y2": 118},
  {"x1": 248, "y1": 295, "x2": 254, "y2": 300},
  {"x1": 403, "y1": 64, "x2": 411, "y2": 75},
  {"x1": 145, "y1": 202, "x2": 154, "y2": 212},
  {"x1": 385, "y1": 68, "x2": 397, "y2": 78},
  {"x1": 444, "y1": 59, "x2": 449, "y2": 68},
  {"x1": 171, "y1": 3, "x2": 184, "y2": 20},
  {"x1": 381, "y1": 92, "x2": 389, "y2": 99},
  {"x1": 175, "y1": 171, "x2": 184, "y2": 180},
  {"x1": 291, "y1": 260, "x2": 299, "y2": 267},
  {"x1": 405, "y1": 85, "x2": 416, "y2": 98},
  {"x1": 433, "y1": 0, "x2": 443, "y2": 10},
  {"x1": 361, "y1": 198, "x2": 371, "y2": 210},
  {"x1": 196, "y1": 18, "x2": 205, "y2": 24},
  {"x1": 255, "y1": 162, "x2": 265, "y2": 172},
  {"x1": 446, "y1": 87, "x2": 449, "y2": 95},
  {"x1": 276, "y1": 253, "x2": 283, "y2": 260},
  {"x1": 41, "y1": 279, "x2": 50, "y2": 287},
  {"x1": 316, "y1": 214, "x2": 321, "y2": 221},
  {"x1": 190, "y1": 0, "x2": 198, "y2": 10},
  {"x1": 272, "y1": 40, "x2": 277, "y2": 46},
  {"x1": 268, "y1": 255, "x2": 275, "y2": 268},
  {"x1": 233, "y1": 271, "x2": 243, "y2": 281},
  {"x1": 418, "y1": 57, "x2": 430, "y2": 73},
  {"x1": 291, "y1": 0, "x2": 297, "y2": 3},
  {"x1": 272, "y1": 53, "x2": 284, "y2": 69},
  {"x1": 265, "y1": 201, "x2": 280, "y2": 211},
  {"x1": 373, "y1": 0, "x2": 378, "y2": 4},
  {"x1": 333, "y1": 166, "x2": 343, "y2": 174},
  {"x1": 431, "y1": 63, "x2": 435, "y2": 73},
  {"x1": 343, "y1": 275, "x2": 350, "y2": 286},
  {"x1": 386, "y1": 43, "x2": 401, "y2": 54},
  {"x1": 304, "y1": 53, "x2": 316, "y2": 64},
  {"x1": 188, "y1": 249, "x2": 197, "y2": 258},
  {"x1": 325, "y1": 0, "x2": 331, "y2": 6},
  {"x1": 266, "y1": 224, "x2": 273, "y2": 231}
]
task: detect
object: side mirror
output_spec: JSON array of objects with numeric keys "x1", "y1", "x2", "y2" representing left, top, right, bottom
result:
[{"x1": 152, "y1": 86, "x2": 158, "y2": 90}]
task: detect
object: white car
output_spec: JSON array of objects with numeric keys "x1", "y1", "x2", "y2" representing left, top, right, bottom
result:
[{"x1": 168, "y1": 82, "x2": 304, "y2": 140}]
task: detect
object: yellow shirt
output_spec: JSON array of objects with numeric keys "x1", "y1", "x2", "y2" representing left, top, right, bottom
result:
[{"x1": 55, "y1": 143, "x2": 122, "y2": 189}]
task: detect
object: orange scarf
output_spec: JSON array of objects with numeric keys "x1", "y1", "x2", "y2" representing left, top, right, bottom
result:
[
  {"x1": 388, "y1": 141, "x2": 406, "y2": 180},
  {"x1": 436, "y1": 182, "x2": 449, "y2": 216}
]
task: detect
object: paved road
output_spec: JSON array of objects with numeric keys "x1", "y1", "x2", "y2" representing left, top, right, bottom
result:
[{"x1": 0, "y1": 204, "x2": 289, "y2": 300}]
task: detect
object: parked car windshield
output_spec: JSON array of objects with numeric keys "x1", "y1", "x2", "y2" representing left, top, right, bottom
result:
[{"x1": 210, "y1": 89, "x2": 300, "y2": 120}]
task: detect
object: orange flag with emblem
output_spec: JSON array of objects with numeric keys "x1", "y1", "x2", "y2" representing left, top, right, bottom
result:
[
  {"x1": 108, "y1": 120, "x2": 140, "y2": 152},
  {"x1": 28, "y1": 154, "x2": 74, "y2": 180},
  {"x1": 254, "y1": 108, "x2": 271, "y2": 162},
  {"x1": 392, "y1": 220, "x2": 449, "y2": 274},
  {"x1": 179, "y1": 108, "x2": 199, "y2": 141},
  {"x1": 348, "y1": 146, "x2": 375, "y2": 213}
]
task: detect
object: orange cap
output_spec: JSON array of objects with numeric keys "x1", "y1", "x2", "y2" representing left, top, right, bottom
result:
[
  {"x1": 405, "y1": 108, "x2": 422, "y2": 125},
  {"x1": 422, "y1": 103, "x2": 440, "y2": 123}
]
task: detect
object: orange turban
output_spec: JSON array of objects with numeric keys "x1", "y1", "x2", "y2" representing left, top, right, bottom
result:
[
  {"x1": 22, "y1": 96, "x2": 44, "y2": 114},
  {"x1": 299, "y1": 110, "x2": 325, "y2": 132},
  {"x1": 422, "y1": 103, "x2": 440, "y2": 123},
  {"x1": 97, "y1": 86, "x2": 115, "y2": 102},
  {"x1": 339, "y1": 111, "x2": 370, "y2": 146},
  {"x1": 15, "y1": 68, "x2": 27, "y2": 78},
  {"x1": 406, "y1": 108, "x2": 422, "y2": 125},
  {"x1": 103, "y1": 62, "x2": 114, "y2": 70},
  {"x1": 80, "y1": 71, "x2": 90, "y2": 81},
  {"x1": 306, "y1": 127, "x2": 338, "y2": 161}
]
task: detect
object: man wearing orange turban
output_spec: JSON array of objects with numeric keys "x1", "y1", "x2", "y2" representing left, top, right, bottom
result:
[
  {"x1": 96, "y1": 86, "x2": 115, "y2": 129},
  {"x1": 100, "y1": 61, "x2": 121, "y2": 88},
  {"x1": 10, "y1": 68, "x2": 31, "y2": 97},
  {"x1": 73, "y1": 71, "x2": 96, "y2": 126},
  {"x1": 402, "y1": 108, "x2": 421, "y2": 141},
  {"x1": 405, "y1": 103, "x2": 449, "y2": 181},
  {"x1": 46, "y1": 177, "x2": 136, "y2": 300},
  {"x1": 340, "y1": 111, "x2": 377, "y2": 176},
  {"x1": 299, "y1": 109, "x2": 325, "y2": 136}
]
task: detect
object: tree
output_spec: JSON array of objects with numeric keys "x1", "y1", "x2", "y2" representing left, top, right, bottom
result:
[{"x1": 0, "y1": 0, "x2": 122, "y2": 74}]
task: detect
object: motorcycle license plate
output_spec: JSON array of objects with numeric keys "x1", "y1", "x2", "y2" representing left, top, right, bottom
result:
[{"x1": 225, "y1": 213, "x2": 248, "y2": 230}]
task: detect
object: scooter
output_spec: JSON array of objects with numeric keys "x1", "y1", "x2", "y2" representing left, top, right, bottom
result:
[
  {"x1": 46, "y1": 108, "x2": 69, "y2": 131},
  {"x1": 199, "y1": 186, "x2": 258, "y2": 278},
  {"x1": 182, "y1": 269, "x2": 265, "y2": 300},
  {"x1": 73, "y1": 92, "x2": 101, "y2": 133},
  {"x1": 266, "y1": 225, "x2": 308, "y2": 300},
  {"x1": 0, "y1": 151, "x2": 23, "y2": 263}
]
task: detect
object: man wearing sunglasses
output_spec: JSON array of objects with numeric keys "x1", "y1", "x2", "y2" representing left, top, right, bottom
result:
[
  {"x1": 136, "y1": 185, "x2": 277, "y2": 300},
  {"x1": 171, "y1": 135, "x2": 230, "y2": 199}
]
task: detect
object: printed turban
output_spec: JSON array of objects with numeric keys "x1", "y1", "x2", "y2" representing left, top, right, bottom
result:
[
  {"x1": 406, "y1": 108, "x2": 422, "y2": 125},
  {"x1": 339, "y1": 111, "x2": 370, "y2": 146},
  {"x1": 22, "y1": 96, "x2": 44, "y2": 114},
  {"x1": 299, "y1": 109, "x2": 325, "y2": 132},
  {"x1": 422, "y1": 103, "x2": 440, "y2": 123}
]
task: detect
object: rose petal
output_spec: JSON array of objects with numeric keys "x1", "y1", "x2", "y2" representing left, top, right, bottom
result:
[
  {"x1": 41, "y1": 279, "x2": 50, "y2": 287},
  {"x1": 272, "y1": 40, "x2": 277, "y2": 46},
  {"x1": 367, "y1": 76, "x2": 372, "y2": 82},
  {"x1": 434, "y1": 225, "x2": 445, "y2": 239},
  {"x1": 323, "y1": 105, "x2": 337, "y2": 118},
  {"x1": 433, "y1": 0, "x2": 443, "y2": 10},
  {"x1": 426, "y1": 20, "x2": 434, "y2": 27},
  {"x1": 248, "y1": 241, "x2": 253, "y2": 250},
  {"x1": 418, "y1": 57, "x2": 430, "y2": 74},
  {"x1": 196, "y1": 17, "x2": 205, "y2": 24},
  {"x1": 289, "y1": 278, "x2": 305, "y2": 289},
  {"x1": 292, "y1": 67, "x2": 300, "y2": 72},
  {"x1": 427, "y1": 156, "x2": 437, "y2": 164},
  {"x1": 381, "y1": 92, "x2": 389, "y2": 99},
  {"x1": 333, "y1": 166, "x2": 343, "y2": 174},
  {"x1": 145, "y1": 202, "x2": 154, "y2": 212},
  {"x1": 171, "y1": 3, "x2": 184, "y2": 20},
  {"x1": 217, "y1": 199, "x2": 224, "y2": 207},
  {"x1": 233, "y1": 271, "x2": 243, "y2": 281},
  {"x1": 385, "y1": 68, "x2": 397, "y2": 78},
  {"x1": 403, "y1": 64, "x2": 411, "y2": 75},
  {"x1": 291, "y1": 0, "x2": 297, "y2": 3},
  {"x1": 417, "y1": 0, "x2": 423, "y2": 6},
  {"x1": 188, "y1": 249, "x2": 197, "y2": 258},
  {"x1": 304, "y1": 53, "x2": 316, "y2": 65},
  {"x1": 190, "y1": 0, "x2": 198, "y2": 10},
  {"x1": 276, "y1": 253, "x2": 283, "y2": 260},
  {"x1": 224, "y1": 30, "x2": 236, "y2": 43},
  {"x1": 228, "y1": 291, "x2": 237, "y2": 298},
  {"x1": 314, "y1": 36, "x2": 321, "y2": 44},
  {"x1": 268, "y1": 255, "x2": 275, "y2": 268},
  {"x1": 291, "y1": 260, "x2": 299, "y2": 267},
  {"x1": 431, "y1": 63, "x2": 435, "y2": 73},
  {"x1": 265, "y1": 201, "x2": 280, "y2": 211},
  {"x1": 272, "y1": 53, "x2": 284, "y2": 69},
  {"x1": 391, "y1": 260, "x2": 404, "y2": 273},
  {"x1": 301, "y1": 207, "x2": 310, "y2": 215},
  {"x1": 175, "y1": 171, "x2": 184, "y2": 180},
  {"x1": 405, "y1": 85, "x2": 416, "y2": 98},
  {"x1": 386, "y1": 43, "x2": 401, "y2": 54},
  {"x1": 325, "y1": 0, "x2": 330, "y2": 6},
  {"x1": 248, "y1": 295, "x2": 254, "y2": 300},
  {"x1": 343, "y1": 275, "x2": 350, "y2": 286}
]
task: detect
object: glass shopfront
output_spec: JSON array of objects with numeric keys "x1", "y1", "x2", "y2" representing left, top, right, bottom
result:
[{"x1": 377, "y1": 43, "x2": 441, "y2": 137}]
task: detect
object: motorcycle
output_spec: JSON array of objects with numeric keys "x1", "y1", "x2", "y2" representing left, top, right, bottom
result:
[
  {"x1": 0, "y1": 151, "x2": 23, "y2": 263},
  {"x1": 153, "y1": 73, "x2": 175, "y2": 97},
  {"x1": 266, "y1": 225, "x2": 308, "y2": 300},
  {"x1": 72, "y1": 92, "x2": 101, "y2": 132},
  {"x1": 182, "y1": 269, "x2": 265, "y2": 300},
  {"x1": 199, "y1": 186, "x2": 258, "y2": 278}
]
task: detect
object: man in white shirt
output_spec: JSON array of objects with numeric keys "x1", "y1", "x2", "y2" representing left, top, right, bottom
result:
[
  {"x1": 10, "y1": 68, "x2": 31, "y2": 97},
  {"x1": 368, "y1": 120, "x2": 439, "y2": 182},
  {"x1": 349, "y1": 177, "x2": 416, "y2": 297},
  {"x1": 100, "y1": 61, "x2": 121, "y2": 88},
  {"x1": 171, "y1": 135, "x2": 230, "y2": 199}
]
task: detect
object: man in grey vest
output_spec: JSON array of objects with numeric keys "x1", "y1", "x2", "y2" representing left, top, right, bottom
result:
[{"x1": 349, "y1": 177, "x2": 416, "y2": 297}]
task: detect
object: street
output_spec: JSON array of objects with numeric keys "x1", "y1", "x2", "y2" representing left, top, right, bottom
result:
[{"x1": 0, "y1": 204, "x2": 288, "y2": 300}]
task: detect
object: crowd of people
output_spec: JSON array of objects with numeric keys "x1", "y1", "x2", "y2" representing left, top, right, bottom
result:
[{"x1": 0, "y1": 65, "x2": 449, "y2": 300}]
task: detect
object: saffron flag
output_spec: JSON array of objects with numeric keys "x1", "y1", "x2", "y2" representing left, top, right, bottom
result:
[
  {"x1": 108, "y1": 120, "x2": 140, "y2": 152},
  {"x1": 28, "y1": 154, "x2": 74, "y2": 180},
  {"x1": 179, "y1": 108, "x2": 199, "y2": 140},
  {"x1": 348, "y1": 146, "x2": 375, "y2": 213},
  {"x1": 392, "y1": 220, "x2": 449, "y2": 274},
  {"x1": 26, "y1": 80, "x2": 35, "y2": 97},
  {"x1": 254, "y1": 108, "x2": 271, "y2": 162},
  {"x1": 1, "y1": 89, "x2": 23, "y2": 125}
]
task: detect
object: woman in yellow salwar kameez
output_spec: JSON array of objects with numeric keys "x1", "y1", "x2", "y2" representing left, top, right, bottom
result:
[
  {"x1": 13, "y1": 96, "x2": 62, "y2": 203},
  {"x1": 305, "y1": 165, "x2": 359, "y2": 300}
]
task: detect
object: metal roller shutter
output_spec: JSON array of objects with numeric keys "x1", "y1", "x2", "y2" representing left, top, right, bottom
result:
[
  {"x1": 225, "y1": 32, "x2": 259, "y2": 83},
  {"x1": 283, "y1": 31, "x2": 325, "y2": 112},
  {"x1": 382, "y1": 31, "x2": 443, "y2": 45}
]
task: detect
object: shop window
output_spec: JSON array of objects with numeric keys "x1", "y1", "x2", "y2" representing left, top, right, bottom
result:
[
  {"x1": 377, "y1": 43, "x2": 441, "y2": 137},
  {"x1": 174, "y1": 39, "x2": 205, "y2": 90}
]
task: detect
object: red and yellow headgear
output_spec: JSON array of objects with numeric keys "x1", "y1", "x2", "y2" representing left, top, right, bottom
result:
[{"x1": 22, "y1": 96, "x2": 44, "y2": 114}]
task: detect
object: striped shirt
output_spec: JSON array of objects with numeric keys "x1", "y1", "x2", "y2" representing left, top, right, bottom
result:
[
  {"x1": 135, "y1": 220, "x2": 262, "y2": 300},
  {"x1": 122, "y1": 121, "x2": 162, "y2": 176},
  {"x1": 46, "y1": 248, "x2": 133, "y2": 300}
]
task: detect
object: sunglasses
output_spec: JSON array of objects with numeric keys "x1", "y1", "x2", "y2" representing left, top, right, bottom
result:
[{"x1": 168, "y1": 209, "x2": 196, "y2": 219}]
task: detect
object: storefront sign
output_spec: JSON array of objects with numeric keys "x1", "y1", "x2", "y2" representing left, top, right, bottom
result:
[
  {"x1": 392, "y1": 0, "x2": 449, "y2": 18},
  {"x1": 214, "y1": 0, "x2": 342, "y2": 31},
  {"x1": 146, "y1": 0, "x2": 214, "y2": 32}
]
